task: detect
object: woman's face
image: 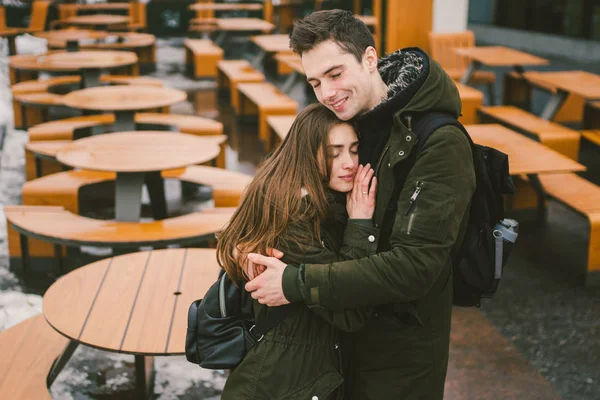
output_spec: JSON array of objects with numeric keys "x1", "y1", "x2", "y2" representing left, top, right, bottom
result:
[{"x1": 326, "y1": 123, "x2": 359, "y2": 192}]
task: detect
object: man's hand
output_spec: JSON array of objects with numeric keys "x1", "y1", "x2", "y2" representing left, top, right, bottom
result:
[{"x1": 245, "y1": 253, "x2": 290, "y2": 306}]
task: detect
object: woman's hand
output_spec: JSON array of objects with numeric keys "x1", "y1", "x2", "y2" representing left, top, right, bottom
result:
[{"x1": 346, "y1": 164, "x2": 377, "y2": 219}]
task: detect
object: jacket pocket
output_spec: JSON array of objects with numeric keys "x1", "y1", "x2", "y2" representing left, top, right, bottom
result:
[
  {"x1": 399, "y1": 180, "x2": 455, "y2": 243},
  {"x1": 277, "y1": 369, "x2": 344, "y2": 400}
]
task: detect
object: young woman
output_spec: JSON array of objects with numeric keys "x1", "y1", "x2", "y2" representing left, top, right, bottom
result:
[{"x1": 216, "y1": 103, "x2": 378, "y2": 400}]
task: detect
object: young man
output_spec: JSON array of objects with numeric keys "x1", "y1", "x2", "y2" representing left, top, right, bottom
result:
[{"x1": 245, "y1": 10, "x2": 476, "y2": 399}]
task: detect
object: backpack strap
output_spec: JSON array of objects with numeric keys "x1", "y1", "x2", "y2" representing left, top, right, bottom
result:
[
  {"x1": 377, "y1": 112, "x2": 469, "y2": 252},
  {"x1": 252, "y1": 302, "x2": 301, "y2": 339}
]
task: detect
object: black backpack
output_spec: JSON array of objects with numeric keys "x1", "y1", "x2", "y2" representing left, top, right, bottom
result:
[{"x1": 381, "y1": 112, "x2": 516, "y2": 307}]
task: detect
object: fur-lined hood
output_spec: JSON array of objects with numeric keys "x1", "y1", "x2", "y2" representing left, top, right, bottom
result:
[{"x1": 360, "y1": 47, "x2": 462, "y2": 122}]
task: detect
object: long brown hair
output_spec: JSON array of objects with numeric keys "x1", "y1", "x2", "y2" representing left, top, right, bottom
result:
[{"x1": 217, "y1": 103, "x2": 346, "y2": 285}]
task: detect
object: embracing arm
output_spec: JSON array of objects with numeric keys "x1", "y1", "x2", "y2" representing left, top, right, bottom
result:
[{"x1": 282, "y1": 127, "x2": 476, "y2": 310}]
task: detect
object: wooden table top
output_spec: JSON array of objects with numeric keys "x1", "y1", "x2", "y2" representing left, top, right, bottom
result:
[
  {"x1": 455, "y1": 82, "x2": 484, "y2": 100},
  {"x1": 274, "y1": 53, "x2": 304, "y2": 74},
  {"x1": 62, "y1": 85, "x2": 186, "y2": 112},
  {"x1": 523, "y1": 70, "x2": 600, "y2": 100},
  {"x1": 39, "y1": 30, "x2": 155, "y2": 49},
  {"x1": 465, "y1": 124, "x2": 586, "y2": 175},
  {"x1": 56, "y1": 131, "x2": 221, "y2": 173},
  {"x1": 43, "y1": 248, "x2": 221, "y2": 355},
  {"x1": 190, "y1": 3, "x2": 263, "y2": 11},
  {"x1": 251, "y1": 34, "x2": 292, "y2": 53},
  {"x1": 35, "y1": 29, "x2": 109, "y2": 42},
  {"x1": 66, "y1": 14, "x2": 130, "y2": 26},
  {"x1": 9, "y1": 50, "x2": 137, "y2": 72},
  {"x1": 0, "y1": 28, "x2": 20, "y2": 38},
  {"x1": 76, "y1": 3, "x2": 130, "y2": 11},
  {"x1": 267, "y1": 115, "x2": 296, "y2": 141},
  {"x1": 355, "y1": 15, "x2": 377, "y2": 26},
  {"x1": 216, "y1": 18, "x2": 275, "y2": 32},
  {"x1": 454, "y1": 46, "x2": 549, "y2": 67}
]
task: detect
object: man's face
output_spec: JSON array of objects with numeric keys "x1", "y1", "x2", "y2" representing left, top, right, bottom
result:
[{"x1": 302, "y1": 40, "x2": 375, "y2": 121}]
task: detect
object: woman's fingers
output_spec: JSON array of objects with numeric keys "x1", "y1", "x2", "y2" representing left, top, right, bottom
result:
[
  {"x1": 369, "y1": 176, "x2": 377, "y2": 203},
  {"x1": 362, "y1": 168, "x2": 374, "y2": 194}
]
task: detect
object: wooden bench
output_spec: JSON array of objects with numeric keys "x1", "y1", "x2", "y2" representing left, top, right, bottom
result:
[
  {"x1": 24, "y1": 134, "x2": 228, "y2": 180},
  {"x1": 216, "y1": 60, "x2": 265, "y2": 113},
  {"x1": 503, "y1": 71, "x2": 586, "y2": 124},
  {"x1": 237, "y1": 82, "x2": 298, "y2": 151},
  {"x1": 538, "y1": 173, "x2": 600, "y2": 286},
  {"x1": 4, "y1": 205, "x2": 234, "y2": 285},
  {"x1": 0, "y1": 314, "x2": 69, "y2": 399},
  {"x1": 478, "y1": 106, "x2": 581, "y2": 160},
  {"x1": 12, "y1": 92, "x2": 66, "y2": 130},
  {"x1": 184, "y1": 39, "x2": 224, "y2": 79},
  {"x1": 583, "y1": 101, "x2": 600, "y2": 130},
  {"x1": 456, "y1": 83, "x2": 484, "y2": 125},
  {"x1": 267, "y1": 114, "x2": 295, "y2": 149}
]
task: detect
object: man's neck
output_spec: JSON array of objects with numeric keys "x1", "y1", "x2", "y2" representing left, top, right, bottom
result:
[{"x1": 367, "y1": 74, "x2": 389, "y2": 111}]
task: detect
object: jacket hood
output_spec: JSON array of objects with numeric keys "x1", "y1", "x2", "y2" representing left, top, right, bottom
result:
[{"x1": 359, "y1": 47, "x2": 462, "y2": 123}]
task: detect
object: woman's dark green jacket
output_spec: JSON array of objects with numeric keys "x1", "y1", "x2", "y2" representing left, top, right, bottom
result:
[{"x1": 221, "y1": 197, "x2": 380, "y2": 400}]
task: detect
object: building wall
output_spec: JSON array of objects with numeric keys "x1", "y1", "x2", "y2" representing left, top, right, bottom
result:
[{"x1": 432, "y1": 0, "x2": 469, "y2": 33}]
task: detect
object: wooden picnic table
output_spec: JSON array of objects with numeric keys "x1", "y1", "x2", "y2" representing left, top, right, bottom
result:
[
  {"x1": 0, "y1": 28, "x2": 20, "y2": 55},
  {"x1": 43, "y1": 248, "x2": 221, "y2": 398},
  {"x1": 65, "y1": 14, "x2": 130, "y2": 30},
  {"x1": 250, "y1": 34, "x2": 293, "y2": 67},
  {"x1": 61, "y1": 85, "x2": 186, "y2": 131},
  {"x1": 274, "y1": 53, "x2": 304, "y2": 93},
  {"x1": 9, "y1": 50, "x2": 138, "y2": 88},
  {"x1": 38, "y1": 29, "x2": 155, "y2": 53},
  {"x1": 523, "y1": 71, "x2": 600, "y2": 120},
  {"x1": 75, "y1": 3, "x2": 130, "y2": 12},
  {"x1": 455, "y1": 46, "x2": 549, "y2": 105},
  {"x1": 35, "y1": 29, "x2": 109, "y2": 51},
  {"x1": 56, "y1": 131, "x2": 222, "y2": 222},
  {"x1": 213, "y1": 18, "x2": 275, "y2": 45}
]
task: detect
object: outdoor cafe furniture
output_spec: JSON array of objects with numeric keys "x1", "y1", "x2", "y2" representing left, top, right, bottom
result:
[
  {"x1": 250, "y1": 34, "x2": 294, "y2": 68},
  {"x1": 213, "y1": 18, "x2": 275, "y2": 45},
  {"x1": 64, "y1": 14, "x2": 130, "y2": 31},
  {"x1": 61, "y1": 85, "x2": 187, "y2": 131},
  {"x1": 9, "y1": 50, "x2": 138, "y2": 88},
  {"x1": 455, "y1": 46, "x2": 549, "y2": 104},
  {"x1": 55, "y1": 131, "x2": 222, "y2": 222},
  {"x1": 42, "y1": 248, "x2": 221, "y2": 398},
  {"x1": 0, "y1": 28, "x2": 20, "y2": 55},
  {"x1": 522, "y1": 71, "x2": 600, "y2": 121}
]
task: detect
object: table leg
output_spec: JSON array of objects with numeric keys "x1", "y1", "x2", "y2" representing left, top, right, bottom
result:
[
  {"x1": 19, "y1": 233, "x2": 31, "y2": 289},
  {"x1": 134, "y1": 355, "x2": 155, "y2": 399},
  {"x1": 513, "y1": 65, "x2": 525, "y2": 74},
  {"x1": 113, "y1": 111, "x2": 136, "y2": 132},
  {"x1": 81, "y1": 68, "x2": 102, "y2": 88},
  {"x1": 47, "y1": 340, "x2": 79, "y2": 387},
  {"x1": 8, "y1": 36, "x2": 17, "y2": 56},
  {"x1": 115, "y1": 172, "x2": 145, "y2": 222},
  {"x1": 251, "y1": 49, "x2": 267, "y2": 69},
  {"x1": 540, "y1": 90, "x2": 569, "y2": 121},
  {"x1": 281, "y1": 71, "x2": 301, "y2": 94},
  {"x1": 526, "y1": 173, "x2": 547, "y2": 221},
  {"x1": 214, "y1": 31, "x2": 227, "y2": 46},
  {"x1": 144, "y1": 171, "x2": 168, "y2": 220},
  {"x1": 459, "y1": 61, "x2": 479, "y2": 85},
  {"x1": 66, "y1": 40, "x2": 79, "y2": 52}
]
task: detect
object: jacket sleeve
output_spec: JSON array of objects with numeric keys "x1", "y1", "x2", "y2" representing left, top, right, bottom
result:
[
  {"x1": 283, "y1": 126, "x2": 476, "y2": 309},
  {"x1": 280, "y1": 220, "x2": 380, "y2": 332}
]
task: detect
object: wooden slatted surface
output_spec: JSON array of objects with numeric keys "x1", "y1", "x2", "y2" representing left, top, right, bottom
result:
[
  {"x1": 0, "y1": 315, "x2": 68, "y2": 399},
  {"x1": 454, "y1": 46, "x2": 549, "y2": 67},
  {"x1": 5, "y1": 206, "x2": 233, "y2": 246},
  {"x1": 524, "y1": 71, "x2": 600, "y2": 100},
  {"x1": 43, "y1": 248, "x2": 221, "y2": 354},
  {"x1": 465, "y1": 124, "x2": 586, "y2": 175}
]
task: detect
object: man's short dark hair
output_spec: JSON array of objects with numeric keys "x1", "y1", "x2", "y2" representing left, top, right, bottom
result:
[{"x1": 289, "y1": 9, "x2": 375, "y2": 62}]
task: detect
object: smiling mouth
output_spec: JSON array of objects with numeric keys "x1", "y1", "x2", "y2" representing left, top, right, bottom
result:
[{"x1": 331, "y1": 97, "x2": 347, "y2": 110}]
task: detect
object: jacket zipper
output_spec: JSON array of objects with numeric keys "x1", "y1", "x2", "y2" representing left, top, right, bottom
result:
[
  {"x1": 404, "y1": 181, "x2": 423, "y2": 216},
  {"x1": 218, "y1": 273, "x2": 227, "y2": 317}
]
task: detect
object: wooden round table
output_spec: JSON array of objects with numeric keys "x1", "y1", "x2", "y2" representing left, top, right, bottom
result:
[
  {"x1": 65, "y1": 14, "x2": 130, "y2": 30},
  {"x1": 56, "y1": 131, "x2": 222, "y2": 221},
  {"x1": 9, "y1": 50, "x2": 137, "y2": 88},
  {"x1": 35, "y1": 29, "x2": 110, "y2": 51},
  {"x1": 43, "y1": 248, "x2": 221, "y2": 398},
  {"x1": 62, "y1": 85, "x2": 187, "y2": 130}
]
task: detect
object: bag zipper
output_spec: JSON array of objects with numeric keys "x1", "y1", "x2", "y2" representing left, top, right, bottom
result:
[{"x1": 218, "y1": 273, "x2": 227, "y2": 317}]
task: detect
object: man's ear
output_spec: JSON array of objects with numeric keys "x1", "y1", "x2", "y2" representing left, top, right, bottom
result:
[{"x1": 363, "y1": 46, "x2": 378, "y2": 72}]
